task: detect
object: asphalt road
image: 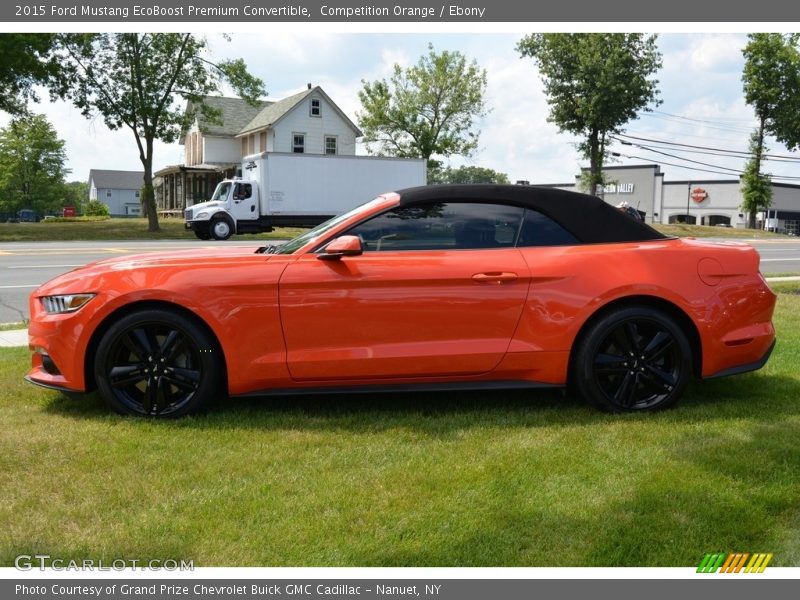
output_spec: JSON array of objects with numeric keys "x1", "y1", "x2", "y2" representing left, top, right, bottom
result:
[{"x1": 1, "y1": 238, "x2": 800, "y2": 324}]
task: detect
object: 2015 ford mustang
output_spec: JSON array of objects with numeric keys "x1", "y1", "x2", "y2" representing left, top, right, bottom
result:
[{"x1": 25, "y1": 185, "x2": 776, "y2": 416}]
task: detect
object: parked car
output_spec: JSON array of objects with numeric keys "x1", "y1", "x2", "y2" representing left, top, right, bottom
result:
[
  {"x1": 17, "y1": 209, "x2": 41, "y2": 222},
  {"x1": 26, "y1": 185, "x2": 776, "y2": 417}
]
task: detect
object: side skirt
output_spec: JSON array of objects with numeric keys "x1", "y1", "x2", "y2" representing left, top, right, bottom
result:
[{"x1": 232, "y1": 380, "x2": 561, "y2": 398}]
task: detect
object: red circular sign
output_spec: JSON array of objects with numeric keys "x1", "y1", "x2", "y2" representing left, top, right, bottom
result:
[{"x1": 691, "y1": 188, "x2": 708, "y2": 204}]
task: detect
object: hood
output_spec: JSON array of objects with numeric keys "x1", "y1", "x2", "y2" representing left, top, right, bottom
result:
[{"x1": 34, "y1": 246, "x2": 274, "y2": 296}]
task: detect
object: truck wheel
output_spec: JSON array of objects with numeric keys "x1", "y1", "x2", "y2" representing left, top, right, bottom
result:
[
  {"x1": 194, "y1": 227, "x2": 211, "y2": 240},
  {"x1": 210, "y1": 216, "x2": 234, "y2": 241}
]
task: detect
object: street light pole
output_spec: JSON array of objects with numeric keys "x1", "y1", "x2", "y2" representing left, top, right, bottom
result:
[{"x1": 686, "y1": 182, "x2": 691, "y2": 224}]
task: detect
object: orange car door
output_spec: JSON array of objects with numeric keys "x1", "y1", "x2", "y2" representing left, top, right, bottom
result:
[{"x1": 278, "y1": 201, "x2": 530, "y2": 381}]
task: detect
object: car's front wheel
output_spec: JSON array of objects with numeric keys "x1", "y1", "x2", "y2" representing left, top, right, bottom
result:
[
  {"x1": 94, "y1": 309, "x2": 223, "y2": 417},
  {"x1": 573, "y1": 306, "x2": 692, "y2": 412}
]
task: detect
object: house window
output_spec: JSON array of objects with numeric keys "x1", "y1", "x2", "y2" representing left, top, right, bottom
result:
[
  {"x1": 259, "y1": 131, "x2": 267, "y2": 152},
  {"x1": 325, "y1": 136, "x2": 337, "y2": 155},
  {"x1": 248, "y1": 134, "x2": 255, "y2": 155},
  {"x1": 310, "y1": 99, "x2": 321, "y2": 117},
  {"x1": 106, "y1": 191, "x2": 112, "y2": 197},
  {"x1": 241, "y1": 137, "x2": 247, "y2": 157},
  {"x1": 293, "y1": 134, "x2": 305, "y2": 153},
  {"x1": 135, "y1": 191, "x2": 140, "y2": 198}
]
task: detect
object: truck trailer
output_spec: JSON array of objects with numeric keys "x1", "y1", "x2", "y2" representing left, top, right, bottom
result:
[{"x1": 184, "y1": 152, "x2": 427, "y2": 240}]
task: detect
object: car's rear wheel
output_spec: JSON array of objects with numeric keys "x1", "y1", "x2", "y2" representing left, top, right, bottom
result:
[
  {"x1": 94, "y1": 309, "x2": 222, "y2": 417},
  {"x1": 210, "y1": 216, "x2": 234, "y2": 241},
  {"x1": 573, "y1": 306, "x2": 692, "y2": 412}
]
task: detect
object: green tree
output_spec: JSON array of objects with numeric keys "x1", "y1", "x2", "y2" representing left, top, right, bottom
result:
[
  {"x1": 63, "y1": 180, "x2": 89, "y2": 209},
  {"x1": 50, "y1": 34, "x2": 265, "y2": 231},
  {"x1": 357, "y1": 44, "x2": 488, "y2": 176},
  {"x1": 741, "y1": 126, "x2": 772, "y2": 229},
  {"x1": 741, "y1": 34, "x2": 800, "y2": 228},
  {"x1": 742, "y1": 33, "x2": 800, "y2": 151},
  {"x1": 0, "y1": 34, "x2": 59, "y2": 115},
  {"x1": 0, "y1": 113, "x2": 69, "y2": 215},
  {"x1": 428, "y1": 165, "x2": 510, "y2": 185},
  {"x1": 517, "y1": 34, "x2": 662, "y2": 195}
]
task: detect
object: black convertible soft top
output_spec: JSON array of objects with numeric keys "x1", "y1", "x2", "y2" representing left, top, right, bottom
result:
[{"x1": 396, "y1": 184, "x2": 667, "y2": 244}]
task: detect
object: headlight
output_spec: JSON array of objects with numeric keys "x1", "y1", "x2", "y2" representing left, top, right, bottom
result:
[
  {"x1": 195, "y1": 211, "x2": 209, "y2": 220},
  {"x1": 40, "y1": 294, "x2": 96, "y2": 314}
]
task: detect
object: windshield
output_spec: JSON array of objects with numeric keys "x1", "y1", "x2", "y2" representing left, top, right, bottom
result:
[
  {"x1": 276, "y1": 197, "x2": 387, "y2": 255},
  {"x1": 211, "y1": 182, "x2": 232, "y2": 202}
]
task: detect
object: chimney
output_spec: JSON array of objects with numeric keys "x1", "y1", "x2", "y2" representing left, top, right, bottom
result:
[{"x1": 307, "y1": 83, "x2": 312, "y2": 90}]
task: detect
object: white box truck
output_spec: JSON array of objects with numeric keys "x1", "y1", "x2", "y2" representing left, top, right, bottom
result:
[{"x1": 184, "y1": 152, "x2": 427, "y2": 240}]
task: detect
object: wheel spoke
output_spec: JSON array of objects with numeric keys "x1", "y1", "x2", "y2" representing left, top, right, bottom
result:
[
  {"x1": 644, "y1": 364, "x2": 677, "y2": 390},
  {"x1": 131, "y1": 327, "x2": 155, "y2": 357},
  {"x1": 162, "y1": 374, "x2": 196, "y2": 392},
  {"x1": 613, "y1": 371, "x2": 637, "y2": 407},
  {"x1": 121, "y1": 333, "x2": 146, "y2": 362},
  {"x1": 643, "y1": 331, "x2": 673, "y2": 360},
  {"x1": 155, "y1": 378, "x2": 168, "y2": 413},
  {"x1": 159, "y1": 330, "x2": 182, "y2": 359},
  {"x1": 142, "y1": 379, "x2": 156, "y2": 414},
  {"x1": 170, "y1": 366, "x2": 201, "y2": 385},
  {"x1": 109, "y1": 365, "x2": 146, "y2": 388},
  {"x1": 594, "y1": 353, "x2": 628, "y2": 373}
]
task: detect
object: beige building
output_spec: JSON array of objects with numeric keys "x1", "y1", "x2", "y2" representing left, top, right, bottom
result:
[{"x1": 154, "y1": 85, "x2": 362, "y2": 211}]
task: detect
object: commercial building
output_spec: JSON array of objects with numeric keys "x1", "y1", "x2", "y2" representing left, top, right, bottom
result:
[{"x1": 545, "y1": 164, "x2": 800, "y2": 234}]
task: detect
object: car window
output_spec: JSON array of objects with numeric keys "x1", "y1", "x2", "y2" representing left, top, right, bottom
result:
[
  {"x1": 346, "y1": 202, "x2": 524, "y2": 251},
  {"x1": 517, "y1": 209, "x2": 579, "y2": 247}
]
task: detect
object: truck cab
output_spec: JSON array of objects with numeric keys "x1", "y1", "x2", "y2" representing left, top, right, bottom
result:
[{"x1": 184, "y1": 179, "x2": 260, "y2": 240}]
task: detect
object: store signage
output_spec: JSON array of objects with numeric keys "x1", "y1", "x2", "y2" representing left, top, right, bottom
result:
[
  {"x1": 603, "y1": 183, "x2": 635, "y2": 194},
  {"x1": 692, "y1": 188, "x2": 708, "y2": 203}
]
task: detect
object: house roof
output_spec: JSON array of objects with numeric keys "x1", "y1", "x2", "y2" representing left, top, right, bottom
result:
[
  {"x1": 88, "y1": 169, "x2": 144, "y2": 190},
  {"x1": 187, "y1": 96, "x2": 273, "y2": 140},
  {"x1": 181, "y1": 87, "x2": 363, "y2": 144}
]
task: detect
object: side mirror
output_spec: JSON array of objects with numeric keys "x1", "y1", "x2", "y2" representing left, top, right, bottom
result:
[{"x1": 318, "y1": 235, "x2": 363, "y2": 261}]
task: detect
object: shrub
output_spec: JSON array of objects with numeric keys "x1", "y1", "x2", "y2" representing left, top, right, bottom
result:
[{"x1": 84, "y1": 200, "x2": 110, "y2": 217}]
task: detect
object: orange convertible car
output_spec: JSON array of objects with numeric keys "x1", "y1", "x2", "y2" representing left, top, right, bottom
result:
[{"x1": 26, "y1": 185, "x2": 776, "y2": 417}]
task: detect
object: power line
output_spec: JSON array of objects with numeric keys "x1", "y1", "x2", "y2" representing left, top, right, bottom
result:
[
  {"x1": 651, "y1": 109, "x2": 755, "y2": 123},
  {"x1": 615, "y1": 133, "x2": 800, "y2": 161}
]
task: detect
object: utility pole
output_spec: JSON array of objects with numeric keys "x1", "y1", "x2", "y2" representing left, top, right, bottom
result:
[{"x1": 686, "y1": 181, "x2": 691, "y2": 224}]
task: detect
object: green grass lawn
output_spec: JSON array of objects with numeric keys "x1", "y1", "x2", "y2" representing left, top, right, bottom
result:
[
  {"x1": 1, "y1": 294, "x2": 798, "y2": 567},
  {"x1": 653, "y1": 223, "x2": 788, "y2": 239},
  {"x1": 0, "y1": 218, "x2": 303, "y2": 242}
]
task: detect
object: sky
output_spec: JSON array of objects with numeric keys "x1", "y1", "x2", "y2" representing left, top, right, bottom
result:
[{"x1": 4, "y1": 32, "x2": 800, "y2": 185}]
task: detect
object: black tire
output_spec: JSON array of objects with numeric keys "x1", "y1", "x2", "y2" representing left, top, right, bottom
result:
[
  {"x1": 194, "y1": 227, "x2": 211, "y2": 240},
  {"x1": 573, "y1": 306, "x2": 692, "y2": 412},
  {"x1": 210, "y1": 215, "x2": 234, "y2": 241},
  {"x1": 94, "y1": 309, "x2": 223, "y2": 417}
]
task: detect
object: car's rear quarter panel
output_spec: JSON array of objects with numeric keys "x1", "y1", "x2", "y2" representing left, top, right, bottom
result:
[{"x1": 509, "y1": 238, "x2": 775, "y2": 382}]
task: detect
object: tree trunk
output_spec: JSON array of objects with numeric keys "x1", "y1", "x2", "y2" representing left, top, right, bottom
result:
[
  {"x1": 588, "y1": 128, "x2": 602, "y2": 197},
  {"x1": 142, "y1": 137, "x2": 160, "y2": 232},
  {"x1": 749, "y1": 119, "x2": 765, "y2": 229}
]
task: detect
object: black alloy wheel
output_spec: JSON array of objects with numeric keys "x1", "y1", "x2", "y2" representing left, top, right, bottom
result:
[
  {"x1": 95, "y1": 309, "x2": 221, "y2": 417},
  {"x1": 574, "y1": 307, "x2": 692, "y2": 412}
]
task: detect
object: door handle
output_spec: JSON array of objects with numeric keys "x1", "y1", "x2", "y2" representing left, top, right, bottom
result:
[{"x1": 472, "y1": 272, "x2": 518, "y2": 283}]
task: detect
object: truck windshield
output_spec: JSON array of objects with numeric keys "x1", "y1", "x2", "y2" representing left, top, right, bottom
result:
[
  {"x1": 276, "y1": 197, "x2": 386, "y2": 255},
  {"x1": 211, "y1": 182, "x2": 232, "y2": 202}
]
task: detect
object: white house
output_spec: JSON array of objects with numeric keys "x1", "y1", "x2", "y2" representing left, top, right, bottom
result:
[
  {"x1": 88, "y1": 169, "x2": 144, "y2": 216},
  {"x1": 155, "y1": 85, "x2": 362, "y2": 210}
]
